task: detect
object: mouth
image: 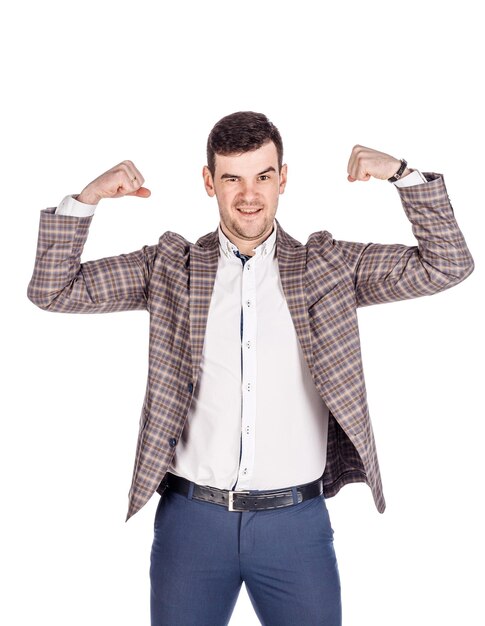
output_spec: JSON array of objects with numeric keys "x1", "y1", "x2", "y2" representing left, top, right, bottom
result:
[{"x1": 236, "y1": 207, "x2": 263, "y2": 215}]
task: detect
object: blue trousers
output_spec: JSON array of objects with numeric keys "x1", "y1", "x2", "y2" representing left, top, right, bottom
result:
[{"x1": 150, "y1": 484, "x2": 342, "y2": 625}]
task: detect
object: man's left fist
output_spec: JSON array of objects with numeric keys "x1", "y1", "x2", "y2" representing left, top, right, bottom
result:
[{"x1": 347, "y1": 145, "x2": 411, "y2": 182}]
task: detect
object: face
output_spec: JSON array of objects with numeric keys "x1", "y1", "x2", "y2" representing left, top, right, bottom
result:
[{"x1": 203, "y1": 141, "x2": 287, "y2": 254}]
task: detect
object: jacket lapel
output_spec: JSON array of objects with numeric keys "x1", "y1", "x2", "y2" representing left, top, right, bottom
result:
[
  {"x1": 275, "y1": 219, "x2": 314, "y2": 373},
  {"x1": 189, "y1": 229, "x2": 220, "y2": 387}
]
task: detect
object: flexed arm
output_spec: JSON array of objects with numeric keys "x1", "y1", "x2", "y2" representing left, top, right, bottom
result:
[
  {"x1": 333, "y1": 146, "x2": 474, "y2": 307},
  {"x1": 27, "y1": 161, "x2": 157, "y2": 313}
]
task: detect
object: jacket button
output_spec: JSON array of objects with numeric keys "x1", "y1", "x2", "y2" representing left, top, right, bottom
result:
[
  {"x1": 169, "y1": 438, "x2": 177, "y2": 448},
  {"x1": 187, "y1": 382, "x2": 194, "y2": 393}
]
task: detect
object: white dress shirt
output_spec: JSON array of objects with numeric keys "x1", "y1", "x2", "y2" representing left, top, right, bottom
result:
[
  {"x1": 168, "y1": 222, "x2": 331, "y2": 491},
  {"x1": 55, "y1": 169, "x2": 427, "y2": 491}
]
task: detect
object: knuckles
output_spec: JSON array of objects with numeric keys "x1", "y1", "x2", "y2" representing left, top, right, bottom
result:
[{"x1": 90, "y1": 160, "x2": 144, "y2": 197}]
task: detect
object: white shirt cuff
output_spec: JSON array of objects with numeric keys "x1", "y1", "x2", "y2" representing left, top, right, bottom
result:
[
  {"x1": 393, "y1": 169, "x2": 428, "y2": 188},
  {"x1": 55, "y1": 194, "x2": 97, "y2": 217}
]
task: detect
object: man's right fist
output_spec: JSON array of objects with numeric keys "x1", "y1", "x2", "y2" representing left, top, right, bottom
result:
[{"x1": 77, "y1": 160, "x2": 151, "y2": 205}]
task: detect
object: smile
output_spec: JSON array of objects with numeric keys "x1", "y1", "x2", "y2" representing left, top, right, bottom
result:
[{"x1": 236, "y1": 208, "x2": 263, "y2": 214}]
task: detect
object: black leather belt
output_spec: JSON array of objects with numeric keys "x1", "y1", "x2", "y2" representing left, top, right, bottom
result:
[{"x1": 158, "y1": 472, "x2": 324, "y2": 512}]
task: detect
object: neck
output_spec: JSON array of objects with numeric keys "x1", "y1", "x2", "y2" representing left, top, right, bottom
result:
[{"x1": 220, "y1": 223, "x2": 273, "y2": 257}]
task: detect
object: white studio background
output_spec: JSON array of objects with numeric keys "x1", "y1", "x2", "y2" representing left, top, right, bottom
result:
[{"x1": 1, "y1": 1, "x2": 483, "y2": 625}]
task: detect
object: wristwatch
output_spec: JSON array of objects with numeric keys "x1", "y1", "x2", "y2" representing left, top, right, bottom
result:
[{"x1": 388, "y1": 159, "x2": 408, "y2": 182}]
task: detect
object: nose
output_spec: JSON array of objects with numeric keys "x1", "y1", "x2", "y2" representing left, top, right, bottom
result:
[{"x1": 239, "y1": 180, "x2": 258, "y2": 204}]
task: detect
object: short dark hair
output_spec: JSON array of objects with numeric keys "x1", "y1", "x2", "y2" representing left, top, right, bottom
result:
[{"x1": 206, "y1": 111, "x2": 283, "y2": 177}]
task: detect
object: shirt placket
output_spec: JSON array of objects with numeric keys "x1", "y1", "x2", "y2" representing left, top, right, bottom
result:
[{"x1": 234, "y1": 255, "x2": 257, "y2": 489}]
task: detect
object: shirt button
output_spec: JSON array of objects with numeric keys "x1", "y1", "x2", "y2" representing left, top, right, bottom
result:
[
  {"x1": 187, "y1": 382, "x2": 194, "y2": 393},
  {"x1": 169, "y1": 438, "x2": 177, "y2": 448},
  {"x1": 246, "y1": 300, "x2": 251, "y2": 307}
]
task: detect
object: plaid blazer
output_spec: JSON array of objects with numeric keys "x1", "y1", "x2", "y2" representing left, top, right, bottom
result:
[{"x1": 28, "y1": 173, "x2": 474, "y2": 521}]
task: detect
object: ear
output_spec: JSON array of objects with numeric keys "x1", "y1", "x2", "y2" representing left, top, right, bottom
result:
[
  {"x1": 202, "y1": 166, "x2": 216, "y2": 197},
  {"x1": 279, "y1": 164, "x2": 288, "y2": 194}
]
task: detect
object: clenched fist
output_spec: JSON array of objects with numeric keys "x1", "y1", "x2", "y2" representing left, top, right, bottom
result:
[
  {"x1": 77, "y1": 160, "x2": 151, "y2": 204},
  {"x1": 347, "y1": 145, "x2": 411, "y2": 182}
]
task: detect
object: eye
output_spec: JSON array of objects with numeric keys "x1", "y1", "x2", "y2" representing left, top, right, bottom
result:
[{"x1": 258, "y1": 175, "x2": 270, "y2": 181}]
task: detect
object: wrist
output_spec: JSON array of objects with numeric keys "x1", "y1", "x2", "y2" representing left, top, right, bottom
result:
[
  {"x1": 388, "y1": 159, "x2": 408, "y2": 183},
  {"x1": 77, "y1": 188, "x2": 100, "y2": 205}
]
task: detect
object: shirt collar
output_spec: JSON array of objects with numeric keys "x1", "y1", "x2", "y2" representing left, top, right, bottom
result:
[{"x1": 218, "y1": 221, "x2": 277, "y2": 263}]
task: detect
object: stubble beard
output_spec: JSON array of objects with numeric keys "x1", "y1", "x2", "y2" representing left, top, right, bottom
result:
[{"x1": 230, "y1": 201, "x2": 270, "y2": 242}]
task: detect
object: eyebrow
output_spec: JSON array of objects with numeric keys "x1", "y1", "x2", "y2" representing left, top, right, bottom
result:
[{"x1": 220, "y1": 166, "x2": 277, "y2": 180}]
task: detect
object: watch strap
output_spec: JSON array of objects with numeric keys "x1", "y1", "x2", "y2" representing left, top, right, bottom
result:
[{"x1": 388, "y1": 159, "x2": 408, "y2": 182}]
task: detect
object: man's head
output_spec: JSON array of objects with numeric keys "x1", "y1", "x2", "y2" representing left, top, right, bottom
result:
[
  {"x1": 206, "y1": 111, "x2": 284, "y2": 178},
  {"x1": 203, "y1": 111, "x2": 287, "y2": 255}
]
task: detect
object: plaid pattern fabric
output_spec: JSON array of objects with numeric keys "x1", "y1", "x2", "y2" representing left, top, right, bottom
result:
[{"x1": 27, "y1": 173, "x2": 474, "y2": 520}]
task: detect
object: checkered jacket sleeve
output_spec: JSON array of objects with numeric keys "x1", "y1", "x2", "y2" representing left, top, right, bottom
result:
[
  {"x1": 328, "y1": 173, "x2": 474, "y2": 307},
  {"x1": 27, "y1": 207, "x2": 158, "y2": 313}
]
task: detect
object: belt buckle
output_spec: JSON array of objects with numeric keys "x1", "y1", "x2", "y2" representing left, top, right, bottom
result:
[{"x1": 228, "y1": 490, "x2": 250, "y2": 512}]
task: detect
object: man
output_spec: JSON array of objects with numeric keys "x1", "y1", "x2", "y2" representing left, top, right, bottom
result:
[{"x1": 28, "y1": 111, "x2": 474, "y2": 626}]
